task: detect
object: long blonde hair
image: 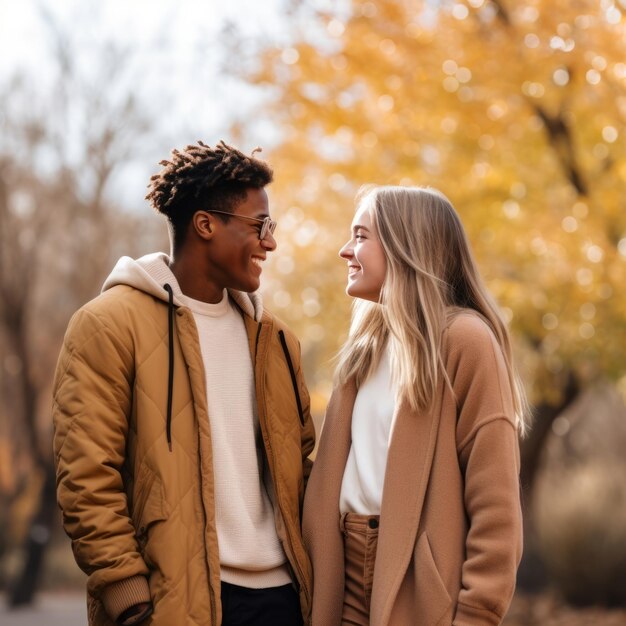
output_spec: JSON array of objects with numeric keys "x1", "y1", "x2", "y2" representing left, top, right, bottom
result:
[{"x1": 335, "y1": 185, "x2": 528, "y2": 435}]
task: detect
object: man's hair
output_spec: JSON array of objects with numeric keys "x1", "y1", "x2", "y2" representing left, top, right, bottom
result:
[{"x1": 146, "y1": 140, "x2": 273, "y2": 249}]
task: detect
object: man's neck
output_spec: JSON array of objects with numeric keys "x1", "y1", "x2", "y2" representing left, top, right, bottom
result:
[{"x1": 169, "y1": 251, "x2": 224, "y2": 304}]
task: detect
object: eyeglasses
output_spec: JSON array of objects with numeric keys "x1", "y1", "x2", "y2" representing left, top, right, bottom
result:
[{"x1": 207, "y1": 210, "x2": 277, "y2": 241}]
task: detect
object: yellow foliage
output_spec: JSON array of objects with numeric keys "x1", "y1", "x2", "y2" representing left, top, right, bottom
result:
[{"x1": 243, "y1": 0, "x2": 626, "y2": 406}]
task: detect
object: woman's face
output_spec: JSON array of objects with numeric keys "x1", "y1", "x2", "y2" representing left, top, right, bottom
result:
[{"x1": 339, "y1": 202, "x2": 387, "y2": 302}]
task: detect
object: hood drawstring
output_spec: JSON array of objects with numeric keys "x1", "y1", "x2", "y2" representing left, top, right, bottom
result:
[{"x1": 164, "y1": 284, "x2": 175, "y2": 452}]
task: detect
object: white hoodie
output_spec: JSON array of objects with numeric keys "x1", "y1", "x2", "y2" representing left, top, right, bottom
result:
[{"x1": 102, "y1": 251, "x2": 263, "y2": 320}]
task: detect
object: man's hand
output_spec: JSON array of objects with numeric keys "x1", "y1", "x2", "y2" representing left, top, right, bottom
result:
[{"x1": 117, "y1": 601, "x2": 153, "y2": 625}]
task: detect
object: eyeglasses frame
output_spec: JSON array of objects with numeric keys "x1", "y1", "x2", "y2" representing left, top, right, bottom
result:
[{"x1": 205, "y1": 210, "x2": 277, "y2": 241}]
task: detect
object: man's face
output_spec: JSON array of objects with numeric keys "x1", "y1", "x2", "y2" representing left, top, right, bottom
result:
[{"x1": 206, "y1": 188, "x2": 276, "y2": 293}]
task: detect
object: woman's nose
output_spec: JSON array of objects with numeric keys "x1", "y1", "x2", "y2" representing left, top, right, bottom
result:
[{"x1": 339, "y1": 241, "x2": 353, "y2": 259}]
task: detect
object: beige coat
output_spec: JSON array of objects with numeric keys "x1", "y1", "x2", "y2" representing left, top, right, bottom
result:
[
  {"x1": 53, "y1": 257, "x2": 315, "y2": 626},
  {"x1": 302, "y1": 312, "x2": 522, "y2": 626}
]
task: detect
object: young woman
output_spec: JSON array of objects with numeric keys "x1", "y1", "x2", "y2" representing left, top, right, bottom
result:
[{"x1": 302, "y1": 186, "x2": 527, "y2": 626}]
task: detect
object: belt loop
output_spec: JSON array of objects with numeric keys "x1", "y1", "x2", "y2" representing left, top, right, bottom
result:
[{"x1": 340, "y1": 512, "x2": 348, "y2": 534}]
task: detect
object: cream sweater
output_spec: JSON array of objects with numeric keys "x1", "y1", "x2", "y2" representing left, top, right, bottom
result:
[
  {"x1": 178, "y1": 290, "x2": 290, "y2": 588},
  {"x1": 339, "y1": 345, "x2": 397, "y2": 515}
]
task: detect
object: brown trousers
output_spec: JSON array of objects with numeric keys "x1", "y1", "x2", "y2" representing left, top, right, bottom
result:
[{"x1": 340, "y1": 513, "x2": 381, "y2": 626}]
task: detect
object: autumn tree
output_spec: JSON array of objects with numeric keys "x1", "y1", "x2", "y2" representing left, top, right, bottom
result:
[{"x1": 231, "y1": 0, "x2": 626, "y2": 589}]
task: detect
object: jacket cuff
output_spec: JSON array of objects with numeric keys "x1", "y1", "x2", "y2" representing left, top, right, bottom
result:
[
  {"x1": 101, "y1": 575, "x2": 151, "y2": 622},
  {"x1": 453, "y1": 601, "x2": 502, "y2": 626}
]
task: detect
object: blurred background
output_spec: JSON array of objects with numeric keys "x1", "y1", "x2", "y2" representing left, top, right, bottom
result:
[{"x1": 1, "y1": 0, "x2": 625, "y2": 624}]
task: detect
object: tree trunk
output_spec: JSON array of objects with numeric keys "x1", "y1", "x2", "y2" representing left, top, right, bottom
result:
[
  {"x1": 7, "y1": 462, "x2": 57, "y2": 607},
  {"x1": 516, "y1": 371, "x2": 580, "y2": 591}
]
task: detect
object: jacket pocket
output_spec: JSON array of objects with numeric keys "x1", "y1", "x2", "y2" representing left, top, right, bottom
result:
[
  {"x1": 413, "y1": 532, "x2": 453, "y2": 625},
  {"x1": 131, "y1": 467, "x2": 169, "y2": 558}
]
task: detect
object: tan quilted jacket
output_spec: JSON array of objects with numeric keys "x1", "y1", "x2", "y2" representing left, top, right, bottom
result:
[{"x1": 52, "y1": 253, "x2": 315, "y2": 626}]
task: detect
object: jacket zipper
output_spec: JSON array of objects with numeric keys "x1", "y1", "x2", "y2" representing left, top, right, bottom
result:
[
  {"x1": 278, "y1": 330, "x2": 305, "y2": 426},
  {"x1": 179, "y1": 308, "x2": 218, "y2": 626},
  {"x1": 256, "y1": 326, "x2": 310, "y2": 606},
  {"x1": 196, "y1": 367, "x2": 218, "y2": 625}
]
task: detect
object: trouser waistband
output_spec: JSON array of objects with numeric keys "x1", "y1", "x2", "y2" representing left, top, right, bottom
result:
[{"x1": 340, "y1": 512, "x2": 380, "y2": 533}]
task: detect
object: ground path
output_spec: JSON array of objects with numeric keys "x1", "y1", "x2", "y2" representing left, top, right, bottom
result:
[
  {"x1": 0, "y1": 592, "x2": 86, "y2": 626},
  {"x1": 3, "y1": 590, "x2": 626, "y2": 625}
]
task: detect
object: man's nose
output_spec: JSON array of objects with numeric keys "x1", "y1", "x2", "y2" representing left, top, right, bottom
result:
[{"x1": 262, "y1": 232, "x2": 277, "y2": 251}]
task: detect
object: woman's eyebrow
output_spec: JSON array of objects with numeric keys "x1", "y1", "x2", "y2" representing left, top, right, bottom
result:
[{"x1": 352, "y1": 224, "x2": 371, "y2": 232}]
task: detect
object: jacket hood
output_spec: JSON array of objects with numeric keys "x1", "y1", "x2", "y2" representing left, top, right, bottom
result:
[{"x1": 101, "y1": 252, "x2": 263, "y2": 321}]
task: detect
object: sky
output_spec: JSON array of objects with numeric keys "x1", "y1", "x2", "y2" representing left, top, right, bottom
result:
[
  {"x1": 0, "y1": 0, "x2": 286, "y2": 83},
  {"x1": 0, "y1": 0, "x2": 290, "y2": 207}
]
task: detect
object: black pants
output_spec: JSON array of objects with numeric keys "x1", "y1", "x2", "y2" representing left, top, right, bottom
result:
[{"x1": 220, "y1": 581, "x2": 303, "y2": 626}]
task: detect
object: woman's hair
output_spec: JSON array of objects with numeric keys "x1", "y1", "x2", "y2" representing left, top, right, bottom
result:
[
  {"x1": 335, "y1": 185, "x2": 528, "y2": 435},
  {"x1": 146, "y1": 140, "x2": 273, "y2": 250}
]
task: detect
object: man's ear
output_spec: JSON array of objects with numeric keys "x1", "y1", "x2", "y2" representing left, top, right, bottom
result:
[{"x1": 193, "y1": 211, "x2": 215, "y2": 241}]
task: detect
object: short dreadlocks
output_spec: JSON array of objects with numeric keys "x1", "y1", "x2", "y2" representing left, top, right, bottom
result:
[{"x1": 146, "y1": 140, "x2": 273, "y2": 250}]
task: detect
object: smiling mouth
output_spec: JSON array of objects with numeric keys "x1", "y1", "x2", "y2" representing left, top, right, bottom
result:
[
  {"x1": 348, "y1": 265, "x2": 360, "y2": 275},
  {"x1": 251, "y1": 257, "x2": 264, "y2": 269}
]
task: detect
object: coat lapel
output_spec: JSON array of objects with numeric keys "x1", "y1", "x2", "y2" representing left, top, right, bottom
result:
[
  {"x1": 304, "y1": 380, "x2": 356, "y2": 626},
  {"x1": 315, "y1": 380, "x2": 356, "y2": 480},
  {"x1": 371, "y1": 383, "x2": 445, "y2": 625}
]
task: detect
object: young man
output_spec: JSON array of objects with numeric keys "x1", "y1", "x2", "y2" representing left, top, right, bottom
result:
[{"x1": 53, "y1": 141, "x2": 315, "y2": 626}]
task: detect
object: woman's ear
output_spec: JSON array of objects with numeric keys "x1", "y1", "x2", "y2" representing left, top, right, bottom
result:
[{"x1": 193, "y1": 211, "x2": 214, "y2": 241}]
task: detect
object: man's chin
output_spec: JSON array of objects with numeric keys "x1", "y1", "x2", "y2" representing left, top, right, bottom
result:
[{"x1": 237, "y1": 278, "x2": 261, "y2": 293}]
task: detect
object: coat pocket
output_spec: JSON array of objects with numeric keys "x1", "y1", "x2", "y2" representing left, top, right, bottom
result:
[{"x1": 413, "y1": 532, "x2": 453, "y2": 625}]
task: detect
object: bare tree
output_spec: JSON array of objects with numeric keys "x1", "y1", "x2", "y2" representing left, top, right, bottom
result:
[{"x1": 0, "y1": 15, "x2": 164, "y2": 605}]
